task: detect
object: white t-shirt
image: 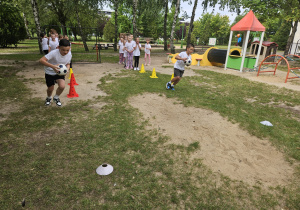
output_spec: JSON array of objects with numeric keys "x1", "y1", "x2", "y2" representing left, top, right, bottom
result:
[
  {"x1": 133, "y1": 43, "x2": 141, "y2": 56},
  {"x1": 44, "y1": 49, "x2": 72, "y2": 75},
  {"x1": 42, "y1": 38, "x2": 49, "y2": 50},
  {"x1": 145, "y1": 43, "x2": 151, "y2": 54},
  {"x1": 49, "y1": 39, "x2": 59, "y2": 51},
  {"x1": 174, "y1": 51, "x2": 192, "y2": 71},
  {"x1": 125, "y1": 41, "x2": 134, "y2": 52},
  {"x1": 118, "y1": 40, "x2": 124, "y2": 53}
]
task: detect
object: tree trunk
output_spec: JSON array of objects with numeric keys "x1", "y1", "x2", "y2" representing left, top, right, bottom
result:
[
  {"x1": 163, "y1": 0, "x2": 168, "y2": 51},
  {"x1": 30, "y1": 0, "x2": 43, "y2": 54},
  {"x1": 114, "y1": 0, "x2": 119, "y2": 52},
  {"x1": 133, "y1": 0, "x2": 138, "y2": 38},
  {"x1": 170, "y1": 0, "x2": 180, "y2": 54},
  {"x1": 22, "y1": 13, "x2": 31, "y2": 38},
  {"x1": 75, "y1": 6, "x2": 89, "y2": 52},
  {"x1": 284, "y1": 20, "x2": 298, "y2": 55},
  {"x1": 186, "y1": 0, "x2": 198, "y2": 46}
]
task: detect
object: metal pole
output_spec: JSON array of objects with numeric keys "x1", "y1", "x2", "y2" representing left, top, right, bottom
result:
[
  {"x1": 240, "y1": 30, "x2": 250, "y2": 72},
  {"x1": 224, "y1": 31, "x2": 233, "y2": 70},
  {"x1": 255, "y1": 31, "x2": 265, "y2": 68},
  {"x1": 181, "y1": 26, "x2": 183, "y2": 48}
]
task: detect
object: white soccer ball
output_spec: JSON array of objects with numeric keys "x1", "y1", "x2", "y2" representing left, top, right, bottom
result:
[
  {"x1": 57, "y1": 64, "x2": 68, "y2": 76},
  {"x1": 185, "y1": 58, "x2": 192, "y2": 66}
]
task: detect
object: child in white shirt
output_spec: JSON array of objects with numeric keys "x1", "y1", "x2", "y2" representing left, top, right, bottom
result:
[
  {"x1": 133, "y1": 38, "x2": 141, "y2": 70},
  {"x1": 39, "y1": 39, "x2": 72, "y2": 107},
  {"x1": 144, "y1": 39, "x2": 151, "y2": 65},
  {"x1": 166, "y1": 44, "x2": 194, "y2": 90},
  {"x1": 124, "y1": 37, "x2": 134, "y2": 69},
  {"x1": 118, "y1": 38, "x2": 124, "y2": 64},
  {"x1": 40, "y1": 33, "x2": 49, "y2": 54}
]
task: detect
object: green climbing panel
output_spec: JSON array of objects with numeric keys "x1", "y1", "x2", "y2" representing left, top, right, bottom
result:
[{"x1": 227, "y1": 55, "x2": 256, "y2": 70}]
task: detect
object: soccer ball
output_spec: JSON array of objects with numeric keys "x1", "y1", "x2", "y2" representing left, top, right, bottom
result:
[
  {"x1": 185, "y1": 58, "x2": 192, "y2": 66},
  {"x1": 57, "y1": 64, "x2": 68, "y2": 75}
]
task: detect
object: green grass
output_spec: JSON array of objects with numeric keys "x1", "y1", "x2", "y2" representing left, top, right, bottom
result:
[{"x1": 0, "y1": 41, "x2": 299, "y2": 209}]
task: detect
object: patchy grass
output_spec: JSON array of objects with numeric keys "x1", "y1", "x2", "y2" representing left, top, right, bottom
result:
[{"x1": 0, "y1": 61, "x2": 299, "y2": 209}]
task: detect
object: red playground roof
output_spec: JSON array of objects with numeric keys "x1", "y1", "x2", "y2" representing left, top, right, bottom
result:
[{"x1": 231, "y1": 10, "x2": 265, "y2": 32}]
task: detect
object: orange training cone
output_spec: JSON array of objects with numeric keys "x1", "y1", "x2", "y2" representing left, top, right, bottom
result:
[
  {"x1": 67, "y1": 73, "x2": 79, "y2": 98},
  {"x1": 150, "y1": 68, "x2": 158, "y2": 78},
  {"x1": 68, "y1": 71, "x2": 78, "y2": 85}
]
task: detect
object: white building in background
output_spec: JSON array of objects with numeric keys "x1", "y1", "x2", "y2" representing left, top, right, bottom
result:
[
  {"x1": 98, "y1": 10, "x2": 114, "y2": 18},
  {"x1": 289, "y1": 22, "x2": 300, "y2": 55}
]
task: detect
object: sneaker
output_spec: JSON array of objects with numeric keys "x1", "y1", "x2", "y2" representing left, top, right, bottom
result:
[
  {"x1": 53, "y1": 97, "x2": 62, "y2": 107},
  {"x1": 45, "y1": 97, "x2": 51, "y2": 106},
  {"x1": 126, "y1": 67, "x2": 129, "y2": 70},
  {"x1": 166, "y1": 82, "x2": 171, "y2": 90},
  {"x1": 134, "y1": 67, "x2": 136, "y2": 70},
  {"x1": 171, "y1": 85, "x2": 175, "y2": 91},
  {"x1": 137, "y1": 67, "x2": 140, "y2": 70}
]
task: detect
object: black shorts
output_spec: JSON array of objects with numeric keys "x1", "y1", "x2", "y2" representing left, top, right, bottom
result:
[
  {"x1": 45, "y1": 74, "x2": 65, "y2": 87},
  {"x1": 43, "y1": 50, "x2": 49, "y2": 55},
  {"x1": 174, "y1": 68, "x2": 184, "y2": 77}
]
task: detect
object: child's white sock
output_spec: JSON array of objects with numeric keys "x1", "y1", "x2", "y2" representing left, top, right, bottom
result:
[
  {"x1": 53, "y1": 95, "x2": 59, "y2": 99},
  {"x1": 47, "y1": 96, "x2": 52, "y2": 99}
]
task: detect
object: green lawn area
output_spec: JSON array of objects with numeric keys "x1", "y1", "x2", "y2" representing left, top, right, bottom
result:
[{"x1": 0, "y1": 40, "x2": 299, "y2": 209}]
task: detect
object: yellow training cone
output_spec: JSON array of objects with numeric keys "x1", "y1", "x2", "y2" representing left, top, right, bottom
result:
[
  {"x1": 68, "y1": 68, "x2": 74, "y2": 79},
  {"x1": 171, "y1": 73, "x2": 174, "y2": 84},
  {"x1": 139, "y1": 64, "x2": 146, "y2": 73},
  {"x1": 150, "y1": 68, "x2": 158, "y2": 78}
]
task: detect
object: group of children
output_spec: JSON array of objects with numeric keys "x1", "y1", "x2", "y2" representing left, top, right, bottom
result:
[
  {"x1": 118, "y1": 35, "x2": 151, "y2": 70},
  {"x1": 39, "y1": 29, "x2": 194, "y2": 107},
  {"x1": 40, "y1": 29, "x2": 70, "y2": 55}
]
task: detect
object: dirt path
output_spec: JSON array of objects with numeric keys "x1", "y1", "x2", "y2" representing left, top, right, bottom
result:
[{"x1": 129, "y1": 93, "x2": 295, "y2": 187}]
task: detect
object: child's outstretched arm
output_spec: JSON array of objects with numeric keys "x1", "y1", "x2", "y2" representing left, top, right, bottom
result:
[
  {"x1": 175, "y1": 55, "x2": 187, "y2": 61},
  {"x1": 39, "y1": 56, "x2": 60, "y2": 73}
]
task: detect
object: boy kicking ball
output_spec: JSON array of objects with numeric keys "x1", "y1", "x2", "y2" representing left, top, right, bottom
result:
[
  {"x1": 166, "y1": 43, "x2": 194, "y2": 90},
  {"x1": 39, "y1": 39, "x2": 72, "y2": 107}
]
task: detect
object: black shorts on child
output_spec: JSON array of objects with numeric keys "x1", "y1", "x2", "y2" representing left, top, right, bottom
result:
[
  {"x1": 174, "y1": 68, "x2": 184, "y2": 77},
  {"x1": 45, "y1": 73, "x2": 65, "y2": 87}
]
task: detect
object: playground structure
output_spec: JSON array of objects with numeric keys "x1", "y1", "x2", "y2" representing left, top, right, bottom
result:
[
  {"x1": 169, "y1": 47, "x2": 242, "y2": 67},
  {"x1": 257, "y1": 54, "x2": 300, "y2": 83},
  {"x1": 225, "y1": 10, "x2": 265, "y2": 72},
  {"x1": 250, "y1": 41, "x2": 278, "y2": 59}
]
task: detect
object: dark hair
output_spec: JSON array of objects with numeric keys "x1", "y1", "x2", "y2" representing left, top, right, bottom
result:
[
  {"x1": 186, "y1": 43, "x2": 194, "y2": 49},
  {"x1": 59, "y1": 39, "x2": 70, "y2": 47},
  {"x1": 40, "y1": 33, "x2": 45, "y2": 38}
]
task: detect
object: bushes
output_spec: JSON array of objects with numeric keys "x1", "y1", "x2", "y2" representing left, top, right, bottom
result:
[{"x1": 0, "y1": 2, "x2": 27, "y2": 47}]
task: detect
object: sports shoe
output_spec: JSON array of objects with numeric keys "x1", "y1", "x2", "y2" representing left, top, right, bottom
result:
[
  {"x1": 166, "y1": 82, "x2": 171, "y2": 90},
  {"x1": 137, "y1": 67, "x2": 140, "y2": 70},
  {"x1": 53, "y1": 97, "x2": 62, "y2": 107},
  {"x1": 134, "y1": 67, "x2": 136, "y2": 70},
  {"x1": 171, "y1": 85, "x2": 175, "y2": 90},
  {"x1": 45, "y1": 97, "x2": 51, "y2": 106}
]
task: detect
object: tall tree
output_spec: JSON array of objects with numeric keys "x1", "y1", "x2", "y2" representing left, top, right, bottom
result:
[
  {"x1": 74, "y1": 1, "x2": 89, "y2": 51},
  {"x1": 132, "y1": 0, "x2": 138, "y2": 37},
  {"x1": 170, "y1": 0, "x2": 180, "y2": 54},
  {"x1": 30, "y1": 0, "x2": 43, "y2": 54},
  {"x1": 163, "y1": 0, "x2": 168, "y2": 51},
  {"x1": 114, "y1": 0, "x2": 119, "y2": 51},
  {"x1": 186, "y1": 0, "x2": 198, "y2": 46}
]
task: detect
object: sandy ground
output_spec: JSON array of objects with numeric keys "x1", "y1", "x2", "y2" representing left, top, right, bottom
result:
[
  {"x1": 1, "y1": 55, "x2": 299, "y2": 187},
  {"x1": 129, "y1": 94, "x2": 295, "y2": 187}
]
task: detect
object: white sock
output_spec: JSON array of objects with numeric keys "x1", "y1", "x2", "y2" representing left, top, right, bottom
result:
[
  {"x1": 47, "y1": 96, "x2": 52, "y2": 99},
  {"x1": 53, "y1": 95, "x2": 59, "y2": 99}
]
